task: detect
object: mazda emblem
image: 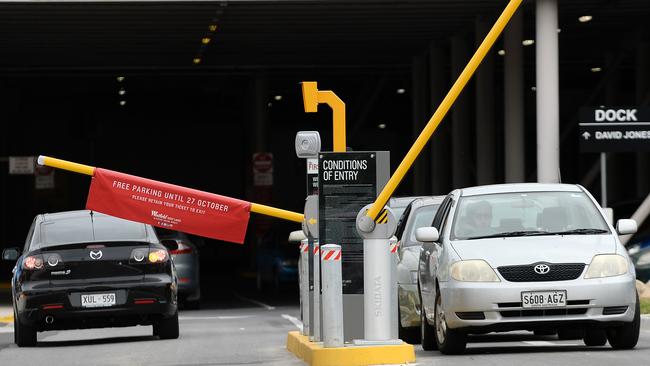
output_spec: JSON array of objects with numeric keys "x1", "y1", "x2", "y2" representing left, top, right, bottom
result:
[
  {"x1": 89, "y1": 250, "x2": 103, "y2": 260},
  {"x1": 534, "y1": 264, "x2": 550, "y2": 275}
]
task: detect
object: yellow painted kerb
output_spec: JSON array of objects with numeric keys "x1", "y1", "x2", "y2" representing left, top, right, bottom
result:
[
  {"x1": 286, "y1": 331, "x2": 416, "y2": 366},
  {"x1": 365, "y1": 0, "x2": 523, "y2": 220}
]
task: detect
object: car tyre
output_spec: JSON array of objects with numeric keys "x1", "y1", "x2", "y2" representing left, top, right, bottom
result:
[
  {"x1": 583, "y1": 329, "x2": 608, "y2": 346},
  {"x1": 420, "y1": 302, "x2": 437, "y2": 350},
  {"x1": 607, "y1": 294, "x2": 640, "y2": 350},
  {"x1": 434, "y1": 290, "x2": 466, "y2": 355},
  {"x1": 399, "y1": 307, "x2": 420, "y2": 344},
  {"x1": 15, "y1": 312, "x2": 37, "y2": 347},
  {"x1": 155, "y1": 311, "x2": 179, "y2": 340}
]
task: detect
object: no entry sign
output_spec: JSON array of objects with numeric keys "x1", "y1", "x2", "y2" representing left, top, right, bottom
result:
[
  {"x1": 579, "y1": 107, "x2": 650, "y2": 152},
  {"x1": 87, "y1": 168, "x2": 251, "y2": 243}
]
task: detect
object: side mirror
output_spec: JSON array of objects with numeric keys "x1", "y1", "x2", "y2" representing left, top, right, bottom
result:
[
  {"x1": 288, "y1": 230, "x2": 307, "y2": 243},
  {"x1": 616, "y1": 219, "x2": 637, "y2": 236},
  {"x1": 415, "y1": 227, "x2": 440, "y2": 243},
  {"x1": 2, "y1": 247, "x2": 20, "y2": 261},
  {"x1": 160, "y1": 239, "x2": 179, "y2": 252}
]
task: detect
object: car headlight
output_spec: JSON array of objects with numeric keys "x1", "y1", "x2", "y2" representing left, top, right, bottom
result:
[
  {"x1": 584, "y1": 254, "x2": 628, "y2": 279},
  {"x1": 450, "y1": 260, "x2": 500, "y2": 282}
]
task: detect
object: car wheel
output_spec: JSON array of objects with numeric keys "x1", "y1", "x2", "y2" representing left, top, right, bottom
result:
[
  {"x1": 583, "y1": 329, "x2": 608, "y2": 346},
  {"x1": 420, "y1": 302, "x2": 437, "y2": 350},
  {"x1": 154, "y1": 311, "x2": 179, "y2": 340},
  {"x1": 434, "y1": 290, "x2": 466, "y2": 355},
  {"x1": 398, "y1": 307, "x2": 420, "y2": 344},
  {"x1": 14, "y1": 312, "x2": 37, "y2": 347},
  {"x1": 607, "y1": 293, "x2": 640, "y2": 349}
]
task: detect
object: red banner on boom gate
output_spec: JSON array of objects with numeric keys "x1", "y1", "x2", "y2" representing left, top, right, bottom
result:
[{"x1": 86, "y1": 168, "x2": 251, "y2": 244}]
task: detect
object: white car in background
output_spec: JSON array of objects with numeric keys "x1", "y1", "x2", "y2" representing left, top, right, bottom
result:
[{"x1": 417, "y1": 183, "x2": 639, "y2": 354}]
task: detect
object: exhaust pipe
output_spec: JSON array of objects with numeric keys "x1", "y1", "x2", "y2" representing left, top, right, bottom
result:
[{"x1": 45, "y1": 315, "x2": 54, "y2": 325}]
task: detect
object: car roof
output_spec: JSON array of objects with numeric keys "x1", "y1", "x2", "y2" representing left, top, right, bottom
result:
[
  {"x1": 459, "y1": 183, "x2": 582, "y2": 197},
  {"x1": 34, "y1": 210, "x2": 156, "y2": 247},
  {"x1": 388, "y1": 196, "x2": 427, "y2": 208},
  {"x1": 410, "y1": 196, "x2": 446, "y2": 208}
]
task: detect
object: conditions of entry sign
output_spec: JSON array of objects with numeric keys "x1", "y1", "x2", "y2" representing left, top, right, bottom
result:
[
  {"x1": 86, "y1": 168, "x2": 251, "y2": 243},
  {"x1": 579, "y1": 107, "x2": 650, "y2": 152},
  {"x1": 319, "y1": 152, "x2": 377, "y2": 294}
]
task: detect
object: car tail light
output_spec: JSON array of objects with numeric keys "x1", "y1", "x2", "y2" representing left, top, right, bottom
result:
[
  {"x1": 23, "y1": 255, "x2": 44, "y2": 270},
  {"x1": 148, "y1": 249, "x2": 169, "y2": 263},
  {"x1": 134, "y1": 298, "x2": 157, "y2": 305},
  {"x1": 42, "y1": 303, "x2": 64, "y2": 310},
  {"x1": 170, "y1": 242, "x2": 193, "y2": 255}
]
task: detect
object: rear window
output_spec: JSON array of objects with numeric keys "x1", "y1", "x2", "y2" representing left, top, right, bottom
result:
[{"x1": 38, "y1": 214, "x2": 148, "y2": 248}]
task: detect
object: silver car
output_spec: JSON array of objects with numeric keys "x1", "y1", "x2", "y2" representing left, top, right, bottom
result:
[
  {"x1": 155, "y1": 228, "x2": 201, "y2": 309},
  {"x1": 395, "y1": 196, "x2": 444, "y2": 343},
  {"x1": 417, "y1": 183, "x2": 639, "y2": 354}
]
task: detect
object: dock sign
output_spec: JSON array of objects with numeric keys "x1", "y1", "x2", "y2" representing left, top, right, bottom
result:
[{"x1": 579, "y1": 107, "x2": 650, "y2": 152}]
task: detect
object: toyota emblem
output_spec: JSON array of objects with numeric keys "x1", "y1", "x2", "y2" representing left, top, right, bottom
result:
[
  {"x1": 534, "y1": 264, "x2": 550, "y2": 275},
  {"x1": 89, "y1": 250, "x2": 103, "y2": 260}
]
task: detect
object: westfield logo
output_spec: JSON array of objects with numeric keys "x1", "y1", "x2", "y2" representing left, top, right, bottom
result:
[{"x1": 151, "y1": 211, "x2": 168, "y2": 220}]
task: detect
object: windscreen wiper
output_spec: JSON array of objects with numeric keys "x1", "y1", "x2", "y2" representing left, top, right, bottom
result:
[
  {"x1": 465, "y1": 230, "x2": 550, "y2": 240},
  {"x1": 547, "y1": 228, "x2": 609, "y2": 235}
]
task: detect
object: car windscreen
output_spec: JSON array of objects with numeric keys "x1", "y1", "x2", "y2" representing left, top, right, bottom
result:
[
  {"x1": 38, "y1": 215, "x2": 148, "y2": 248},
  {"x1": 451, "y1": 191, "x2": 610, "y2": 241},
  {"x1": 404, "y1": 204, "x2": 440, "y2": 247}
]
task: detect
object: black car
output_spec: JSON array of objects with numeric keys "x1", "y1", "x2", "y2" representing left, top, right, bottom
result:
[{"x1": 2, "y1": 210, "x2": 179, "y2": 347}]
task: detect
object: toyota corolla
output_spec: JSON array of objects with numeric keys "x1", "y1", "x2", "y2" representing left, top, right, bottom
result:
[
  {"x1": 416, "y1": 183, "x2": 639, "y2": 354},
  {"x1": 2, "y1": 210, "x2": 179, "y2": 347}
]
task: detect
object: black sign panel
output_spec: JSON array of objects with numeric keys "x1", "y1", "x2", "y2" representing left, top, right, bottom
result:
[
  {"x1": 306, "y1": 158, "x2": 319, "y2": 195},
  {"x1": 579, "y1": 107, "x2": 650, "y2": 152},
  {"x1": 318, "y1": 152, "x2": 376, "y2": 295}
]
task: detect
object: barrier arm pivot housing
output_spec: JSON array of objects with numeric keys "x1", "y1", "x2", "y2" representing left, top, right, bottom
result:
[{"x1": 37, "y1": 155, "x2": 304, "y2": 224}]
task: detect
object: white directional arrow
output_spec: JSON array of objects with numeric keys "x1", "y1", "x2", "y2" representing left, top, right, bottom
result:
[{"x1": 582, "y1": 131, "x2": 591, "y2": 140}]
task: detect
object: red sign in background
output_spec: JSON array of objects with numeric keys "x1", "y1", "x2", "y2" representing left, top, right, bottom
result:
[{"x1": 86, "y1": 168, "x2": 251, "y2": 244}]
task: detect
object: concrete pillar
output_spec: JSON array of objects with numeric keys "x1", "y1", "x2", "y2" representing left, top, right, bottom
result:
[
  {"x1": 451, "y1": 35, "x2": 473, "y2": 188},
  {"x1": 429, "y1": 42, "x2": 452, "y2": 194},
  {"x1": 504, "y1": 11, "x2": 526, "y2": 183},
  {"x1": 535, "y1": 0, "x2": 560, "y2": 183},
  {"x1": 475, "y1": 17, "x2": 496, "y2": 185},
  {"x1": 412, "y1": 54, "x2": 429, "y2": 195},
  {"x1": 636, "y1": 27, "x2": 650, "y2": 197},
  {"x1": 605, "y1": 53, "x2": 624, "y2": 204}
]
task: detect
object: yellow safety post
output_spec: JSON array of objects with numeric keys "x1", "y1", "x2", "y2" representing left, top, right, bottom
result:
[
  {"x1": 365, "y1": 0, "x2": 523, "y2": 222},
  {"x1": 301, "y1": 81, "x2": 346, "y2": 152},
  {"x1": 37, "y1": 155, "x2": 305, "y2": 223}
]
